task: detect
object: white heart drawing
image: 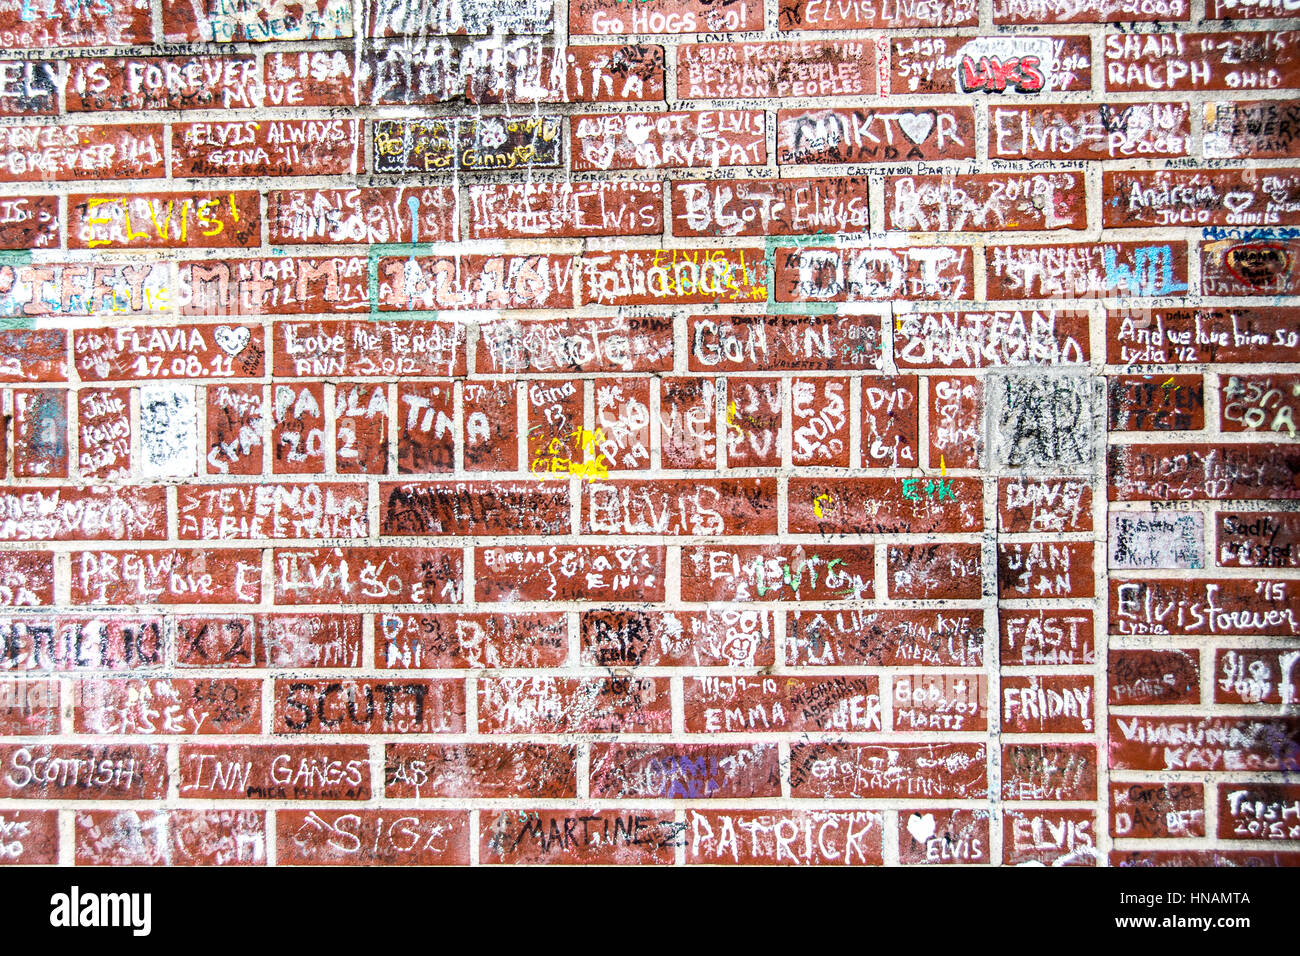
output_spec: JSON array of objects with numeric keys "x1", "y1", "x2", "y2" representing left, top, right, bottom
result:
[
  {"x1": 906, "y1": 812, "x2": 936, "y2": 843},
  {"x1": 898, "y1": 112, "x2": 935, "y2": 146},
  {"x1": 1222, "y1": 191, "x2": 1255, "y2": 215},
  {"x1": 214, "y1": 325, "x2": 251, "y2": 356}
]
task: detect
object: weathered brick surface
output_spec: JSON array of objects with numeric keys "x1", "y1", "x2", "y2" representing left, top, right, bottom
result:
[{"x1": 0, "y1": 0, "x2": 1295, "y2": 871}]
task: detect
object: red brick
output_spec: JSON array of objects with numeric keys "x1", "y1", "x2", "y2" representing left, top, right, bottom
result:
[
  {"x1": 74, "y1": 678, "x2": 262, "y2": 735},
  {"x1": 70, "y1": 191, "x2": 260, "y2": 250},
  {"x1": 277, "y1": 810, "x2": 468, "y2": 865},
  {"x1": 571, "y1": 0, "x2": 763, "y2": 34},
  {"x1": 989, "y1": 103, "x2": 1190, "y2": 160},
  {"x1": 689, "y1": 809, "x2": 883, "y2": 866},
  {"x1": 1003, "y1": 810, "x2": 1097, "y2": 866},
  {"x1": 788, "y1": 609, "x2": 985, "y2": 667},
  {"x1": 0, "y1": 331, "x2": 65, "y2": 383},
  {"x1": 1221, "y1": 374, "x2": 1300, "y2": 439},
  {"x1": 1218, "y1": 785, "x2": 1300, "y2": 841},
  {"x1": 686, "y1": 675, "x2": 882, "y2": 734},
  {"x1": 572, "y1": 111, "x2": 765, "y2": 172},
  {"x1": 526, "y1": 378, "x2": 585, "y2": 482},
  {"x1": 886, "y1": 172, "x2": 1087, "y2": 232},
  {"x1": 3, "y1": 262, "x2": 172, "y2": 320},
  {"x1": 1108, "y1": 306, "x2": 1300, "y2": 365},
  {"x1": 723, "y1": 378, "x2": 782, "y2": 468},
  {"x1": 67, "y1": 56, "x2": 262, "y2": 111},
  {"x1": 858, "y1": 375, "x2": 917, "y2": 469},
  {"x1": 672, "y1": 177, "x2": 871, "y2": 238},
  {"x1": 1205, "y1": 100, "x2": 1300, "y2": 158},
  {"x1": 782, "y1": 0, "x2": 976, "y2": 28},
  {"x1": 72, "y1": 549, "x2": 261, "y2": 606},
  {"x1": 12, "y1": 389, "x2": 67, "y2": 479},
  {"x1": 0, "y1": 61, "x2": 58, "y2": 115},
  {"x1": 564, "y1": 45, "x2": 666, "y2": 102},
  {"x1": 690, "y1": 314, "x2": 882, "y2": 372},
  {"x1": 165, "y1": 0, "x2": 354, "y2": 42},
  {"x1": 0, "y1": 678, "x2": 58, "y2": 734},
  {"x1": 1110, "y1": 577, "x2": 1300, "y2": 636},
  {"x1": 481, "y1": 809, "x2": 680, "y2": 866},
  {"x1": 678, "y1": 40, "x2": 875, "y2": 99},
  {"x1": 0, "y1": 615, "x2": 164, "y2": 671},
  {"x1": 172, "y1": 119, "x2": 360, "y2": 178},
  {"x1": 1002, "y1": 742, "x2": 1097, "y2": 800},
  {"x1": 1108, "y1": 443, "x2": 1300, "y2": 501},
  {"x1": 0, "y1": 485, "x2": 164, "y2": 542},
  {"x1": 274, "y1": 320, "x2": 466, "y2": 377},
  {"x1": 1109, "y1": 715, "x2": 1300, "y2": 771},
  {"x1": 75, "y1": 810, "x2": 265, "y2": 866},
  {"x1": 276, "y1": 679, "x2": 464, "y2": 734},
  {"x1": 0, "y1": 744, "x2": 166, "y2": 799},
  {"x1": 998, "y1": 542, "x2": 1093, "y2": 600},
  {"x1": 175, "y1": 614, "x2": 358, "y2": 669},
  {"x1": 377, "y1": 254, "x2": 575, "y2": 311},
  {"x1": 393, "y1": 384, "x2": 453, "y2": 474},
  {"x1": 1108, "y1": 374, "x2": 1205, "y2": 431},
  {"x1": 580, "y1": 248, "x2": 767, "y2": 307},
  {"x1": 791, "y1": 742, "x2": 987, "y2": 799},
  {"x1": 790, "y1": 476, "x2": 984, "y2": 534},
  {"x1": 267, "y1": 187, "x2": 458, "y2": 244},
  {"x1": 1103, "y1": 169, "x2": 1300, "y2": 228},
  {"x1": 333, "y1": 383, "x2": 390, "y2": 475},
  {"x1": 206, "y1": 384, "x2": 265, "y2": 476},
  {"x1": 1214, "y1": 648, "x2": 1300, "y2": 704},
  {"x1": 0, "y1": 809, "x2": 57, "y2": 864},
  {"x1": 1112, "y1": 850, "x2": 1300, "y2": 867},
  {"x1": 476, "y1": 545, "x2": 665, "y2": 603},
  {"x1": 775, "y1": 244, "x2": 972, "y2": 302},
  {"x1": 1000, "y1": 610, "x2": 1094, "y2": 666},
  {"x1": 274, "y1": 546, "x2": 462, "y2": 606},
  {"x1": 1110, "y1": 783, "x2": 1205, "y2": 839},
  {"x1": 929, "y1": 375, "x2": 982, "y2": 469},
  {"x1": 480, "y1": 317, "x2": 674, "y2": 374},
  {"x1": 595, "y1": 378, "x2": 651, "y2": 472},
  {"x1": 1109, "y1": 649, "x2": 1200, "y2": 705},
  {"x1": 892, "y1": 673, "x2": 986, "y2": 732},
  {"x1": 894, "y1": 35, "x2": 1091, "y2": 94},
  {"x1": 385, "y1": 744, "x2": 577, "y2": 799},
  {"x1": 790, "y1": 377, "x2": 849, "y2": 466},
  {"x1": 683, "y1": 544, "x2": 873, "y2": 603},
  {"x1": 1201, "y1": 237, "x2": 1300, "y2": 296},
  {"x1": 1210, "y1": 0, "x2": 1297, "y2": 16},
  {"x1": 888, "y1": 544, "x2": 983, "y2": 600},
  {"x1": 585, "y1": 478, "x2": 778, "y2": 535},
  {"x1": 73, "y1": 323, "x2": 265, "y2": 383},
  {"x1": 468, "y1": 181, "x2": 663, "y2": 239},
  {"x1": 272, "y1": 383, "x2": 326, "y2": 475},
  {"x1": 993, "y1": 0, "x2": 1188, "y2": 21},
  {"x1": 1001, "y1": 675, "x2": 1095, "y2": 734},
  {"x1": 0, "y1": 195, "x2": 57, "y2": 250},
  {"x1": 778, "y1": 107, "x2": 977, "y2": 164},
  {"x1": 998, "y1": 477, "x2": 1092, "y2": 534},
  {"x1": 182, "y1": 257, "x2": 371, "y2": 316},
  {"x1": 479, "y1": 677, "x2": 671, "y2": 734},
  {"x1": 179, "y1": 744, "x2": 369, "y2": 800},
  {"x1": 987, "y1": 240, "x2": 1189, "y2": 299},
  {"x1": 660, "y1": 377, "x2": 716, "y2": 469},
  {"x1": 898, "y1": 809, "x2": 989, "y2": 865},
  {"x1": 0, "y1": 0, "x2": 150, "y2": 47},
  {"x1": 264, "y1": 51, "x2": 356, "y2": 107},
  {"x1": 0, "y1": 552, "x2": 53, "y2": 607},
  {"x1": 178, "y1": 483, "x2": 367, "y2": 540},
  {"x1": 590, "y1": 744, "x2": 781, "y2": 800},
  {"x1": 581, "y1": 609, "x2": 775, "y2": 668},
  {"x1": 1105, "y1": 31, "x2": 1300, "y2": 92},
  {"x1": 463, "y1": 382, "x2": 518, "y2": 472}
]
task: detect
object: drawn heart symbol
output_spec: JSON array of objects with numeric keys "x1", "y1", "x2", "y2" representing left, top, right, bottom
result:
[
  {"x1": 906, "y1": 812, "x2": 936, "y2": 843},
  {"x1": 1225, "y1": 242, "x2": 1292, "y2": 289},
  {"x1": 1222, "y1": 192, "x2": 1254, "y2": 215},
  {"x1": 214, "y1": 325, "x2": 251, "y2": 356},
  {"x1": 898, "y1": 112, "x2": 935, "y2": 146}
]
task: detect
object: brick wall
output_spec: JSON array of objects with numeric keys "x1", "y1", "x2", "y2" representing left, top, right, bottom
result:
[{"x1": 0, "y1": 0, "x2": 1296, "y2": 868}]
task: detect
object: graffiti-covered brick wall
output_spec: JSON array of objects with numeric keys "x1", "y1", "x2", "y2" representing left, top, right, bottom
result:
[{"x1": 0, "y1": 0, "x2": 1295, "y2": 869}]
